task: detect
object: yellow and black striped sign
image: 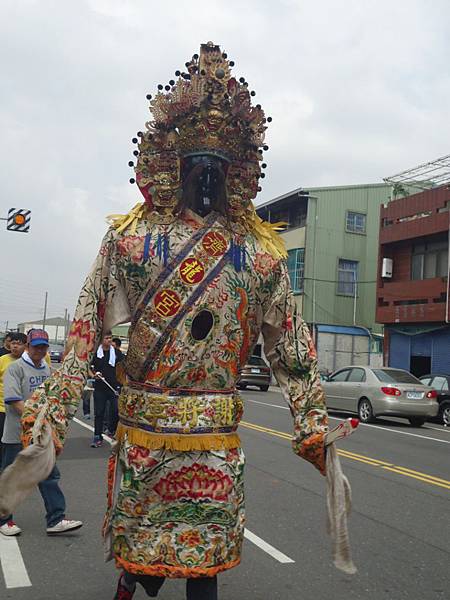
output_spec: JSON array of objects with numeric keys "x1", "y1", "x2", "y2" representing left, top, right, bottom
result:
[{"x1": 7, "y1": 208, "x2": 31, "y2": 233}]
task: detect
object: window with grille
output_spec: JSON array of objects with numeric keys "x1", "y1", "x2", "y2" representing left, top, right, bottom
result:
[
  {"x1": 287, "y1": 248, "x2": 304, "y2": 293},
  {"x1": 337, "y1": 259, "x2": 358, "y2": 295},
  {"x1": 346, "y1": 211, "x2": 366, "y2": 234}
]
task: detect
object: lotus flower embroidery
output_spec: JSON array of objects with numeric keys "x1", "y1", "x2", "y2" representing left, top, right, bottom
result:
[{"x1": 154, "y1": 463, "x2": 233, "y2": 502}]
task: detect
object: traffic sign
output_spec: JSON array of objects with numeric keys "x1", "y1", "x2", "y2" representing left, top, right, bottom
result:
[{"x1": 7, "y1": 208, "x2": 31, "y2": 233}]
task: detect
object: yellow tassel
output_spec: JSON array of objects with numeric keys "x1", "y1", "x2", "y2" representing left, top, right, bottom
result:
[
  {"x1": 106, "y1": 202, "x2": 147, "y2": 234},
  {"x1": 246, "y1": 207, "x2": 288, "y2": 259},
  {"x1": 116, "y1": 423, "x2": 241, "y2": 451},
  {"x1": 106, "y1": 201, "x2": 287, "y2": 258}
]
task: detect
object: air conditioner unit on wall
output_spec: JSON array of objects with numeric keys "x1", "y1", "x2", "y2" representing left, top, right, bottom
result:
[{"x1": 382, "y1": 258, "x2": 393, "y2": 278}]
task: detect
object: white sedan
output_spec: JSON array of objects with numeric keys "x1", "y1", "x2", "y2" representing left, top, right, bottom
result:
[{"x1": 322, "y1": 366, "x2": 439, "y2": 427}]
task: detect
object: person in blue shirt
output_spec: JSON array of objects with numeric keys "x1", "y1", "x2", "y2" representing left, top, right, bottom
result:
[{"x1": 0, "y1": 329, "x2": 83, "y2": 537}]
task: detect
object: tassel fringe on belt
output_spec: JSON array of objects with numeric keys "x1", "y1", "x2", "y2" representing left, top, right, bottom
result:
[{"x1": 116, "y1": 422, "x2": 241, "y2": 452}]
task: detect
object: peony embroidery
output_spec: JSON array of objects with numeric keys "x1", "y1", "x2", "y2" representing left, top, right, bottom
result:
[
  {"x1": 177, "y1": 529, "x2": 204, "y2": 548},
  {"x1": 254, "y1": 252, "x2": 276, "y2": 277}
]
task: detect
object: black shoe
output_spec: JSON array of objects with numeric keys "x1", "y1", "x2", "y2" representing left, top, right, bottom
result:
[{"x1": 114, "y1": 575, "x2": 135, "y2": 600}]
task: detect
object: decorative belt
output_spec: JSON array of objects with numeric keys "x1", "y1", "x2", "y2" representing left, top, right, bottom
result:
[{"x1": 116, "y1": 384, "x2": 243, "y2": 452}]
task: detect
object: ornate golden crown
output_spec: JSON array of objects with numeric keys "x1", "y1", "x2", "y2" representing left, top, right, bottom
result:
[
  {"x1": 109, "y1": 43, "x2": 286, "y2": 260},
  {"x1": 131, "y1": 42, "x2": 270, "y2": 206}
]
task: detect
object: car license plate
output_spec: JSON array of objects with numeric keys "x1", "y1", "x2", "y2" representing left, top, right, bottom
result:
[
  {"x1": 407, "y1": 392, "x2": 423, "y2": 400},
  {"x1": 251, "y1": 368, "x2": 260, "y2": 374}
]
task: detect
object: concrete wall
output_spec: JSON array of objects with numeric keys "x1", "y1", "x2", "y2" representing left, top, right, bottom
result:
[{"x1": 301, "y1": 184, "x2": 391, "y2": 332}]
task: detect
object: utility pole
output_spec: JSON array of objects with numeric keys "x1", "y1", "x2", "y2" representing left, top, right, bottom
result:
[
  {"x1": 64, "y1": 308, "x2": 68, "y2": 342},
  {"x1": 42, "y1": 291, "x2": 48, "y2": 330},
  {"x1": 65, "y1": 312, "x2": 71, "y2": 343},
  {"x1": 353, "y1": 273, "x2": 358, "y2": 326}
]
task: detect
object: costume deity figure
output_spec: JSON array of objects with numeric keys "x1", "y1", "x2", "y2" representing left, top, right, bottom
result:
[{"x1": 1, "y1": 43, "x2": 338, "y2": 598}]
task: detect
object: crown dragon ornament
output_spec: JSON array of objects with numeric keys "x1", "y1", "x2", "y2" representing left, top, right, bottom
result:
[{"x1": 108, "y1": 42, "x2": 287, "y2": 260}]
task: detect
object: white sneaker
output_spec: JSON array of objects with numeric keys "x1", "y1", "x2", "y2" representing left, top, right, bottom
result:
[
  {"x1": 0, "y1": 520, "x2": 22, "y2": 536},
  {"x1": 46, "y1": 519, "x2": 83, "y2": 535}
]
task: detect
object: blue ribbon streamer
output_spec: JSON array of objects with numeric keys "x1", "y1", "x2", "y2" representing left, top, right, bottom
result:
[{"x1": 143, "y1": 233, "x2": 152, "y2": 263}]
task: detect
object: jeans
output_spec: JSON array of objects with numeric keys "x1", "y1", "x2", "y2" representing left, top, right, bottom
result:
[
  {"x1": 94, "y1": 387, "x2": 118, "y2": 437},
  {"x1": 82, "y1": 389, "x2": 92, "y2": 416},
  {"x1": 0, "y1": 411, "x2": 5, "y2": 467},
  {"x1": 123, "y1": 572, "x2": 218, "y2": 599},
  {"x1": 0, "y1": 443, "x2": 66, "y2": 528}
]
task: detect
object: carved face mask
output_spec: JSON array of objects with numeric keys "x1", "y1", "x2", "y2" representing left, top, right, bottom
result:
[{"x1": 137, "y1": 151, "x2": 181, "y2": 211}]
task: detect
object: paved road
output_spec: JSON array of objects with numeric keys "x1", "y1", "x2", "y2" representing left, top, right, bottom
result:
[{"x1": 1, "y1": 388, "x2": 449, "y2": 600}]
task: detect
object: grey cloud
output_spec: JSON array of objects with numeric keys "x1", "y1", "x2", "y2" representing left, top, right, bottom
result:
[{"x1": 1, "y1": 0, "x2": 449, "y2": 326}]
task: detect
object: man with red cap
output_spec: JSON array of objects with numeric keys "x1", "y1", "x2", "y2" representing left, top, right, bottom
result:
[{"x1": 0, "y1": 329, "x2": 83, "y2": 536}]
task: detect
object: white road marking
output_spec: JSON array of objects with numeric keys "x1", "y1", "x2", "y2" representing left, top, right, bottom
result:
[
  {"x1": 244, "y1": 529, "x2": 295, "y2": 563},
  {"x1": 73, "y1": 417, "x2": 296, "y2": 565},
  {"x1": 423, "y1": 424, "x2": 450, "y2": 433},
  {"x1": 349, "y1": 423, "x2": 450, "y2": 444},
  {"x1": 0, "y1": 535, "x2": 32, "y2": 588},
  {"x1": 246, "y1": 398, "x2": 289, "y2": 410},
  {"x1": 244, "y1": 398, "x2": 450, "y2": 444},
  {"x1": 72, "y1": 417, "x2": 113, "y2": 444}
]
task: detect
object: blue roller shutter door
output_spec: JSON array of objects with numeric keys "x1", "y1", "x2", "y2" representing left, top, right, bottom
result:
[
  {"x1": 410, "y1": 334, "x2": 432, "y2": 357},
  {"x1": 389, "y1": 332, "x2": 410, "y2": 370},
  {"x1": 432, "y1": 328, "x2": 450, "y2": 373}
]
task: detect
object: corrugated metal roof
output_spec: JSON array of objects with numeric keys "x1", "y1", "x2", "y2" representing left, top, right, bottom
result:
[
  {"x1": 17, "y1": 316, "x2": 67, "y2": 326},
  {"x1": 317, "y1": 324, "x2": 371, "y2": 336},
  {"x1": 256, "y1": 182, "x2": 390, "y2": 210}
]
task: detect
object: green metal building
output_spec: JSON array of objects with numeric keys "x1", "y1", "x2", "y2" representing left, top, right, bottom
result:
[{"x1": 257, "y1": 183, "x2": 392, "y2": 371}]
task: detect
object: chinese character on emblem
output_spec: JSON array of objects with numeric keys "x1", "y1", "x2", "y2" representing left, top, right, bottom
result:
[
  {"x1": 154, "y1": 289, "x2": 181, "y2": 318},
  {"x1": 179, "y1": 258, "x2": 205, "y2": 285},
  {"x1": 202, "y1": 232, "x2": 228, "y2": 257}
]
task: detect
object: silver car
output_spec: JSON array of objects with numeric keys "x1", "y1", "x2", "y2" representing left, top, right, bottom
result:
[{"x1": 322, "y1": 366, "x2": 439, "y2": 427}]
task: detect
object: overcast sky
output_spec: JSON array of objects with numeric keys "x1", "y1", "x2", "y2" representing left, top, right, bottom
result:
[{"x1": 1, "y1": 0, "x2": 449, "y2": 329}]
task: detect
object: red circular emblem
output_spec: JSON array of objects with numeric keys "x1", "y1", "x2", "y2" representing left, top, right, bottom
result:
[
  {"x1": 202, "y1": 232, "x2": 228, "y2": 257},
  {"x1": 179, "y1": 257, "x2": 205, "y2": 285},
  {"x1": 154, "y1": 289, "x2": 181, "y2": 318}
]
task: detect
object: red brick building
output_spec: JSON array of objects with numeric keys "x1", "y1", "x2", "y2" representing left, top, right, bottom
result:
[{"x1": 376, "y1": 186, "x2": 450, "y2": 376}]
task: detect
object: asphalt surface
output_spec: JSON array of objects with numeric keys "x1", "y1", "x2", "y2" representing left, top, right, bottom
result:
[{"x1": 1, "y1": 387, "x2": 449, "y2": 600}]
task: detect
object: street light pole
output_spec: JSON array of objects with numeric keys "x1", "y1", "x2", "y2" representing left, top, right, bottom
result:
[{"x1": 42, "y1": 291, "x2": 48, "y2": 330}]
